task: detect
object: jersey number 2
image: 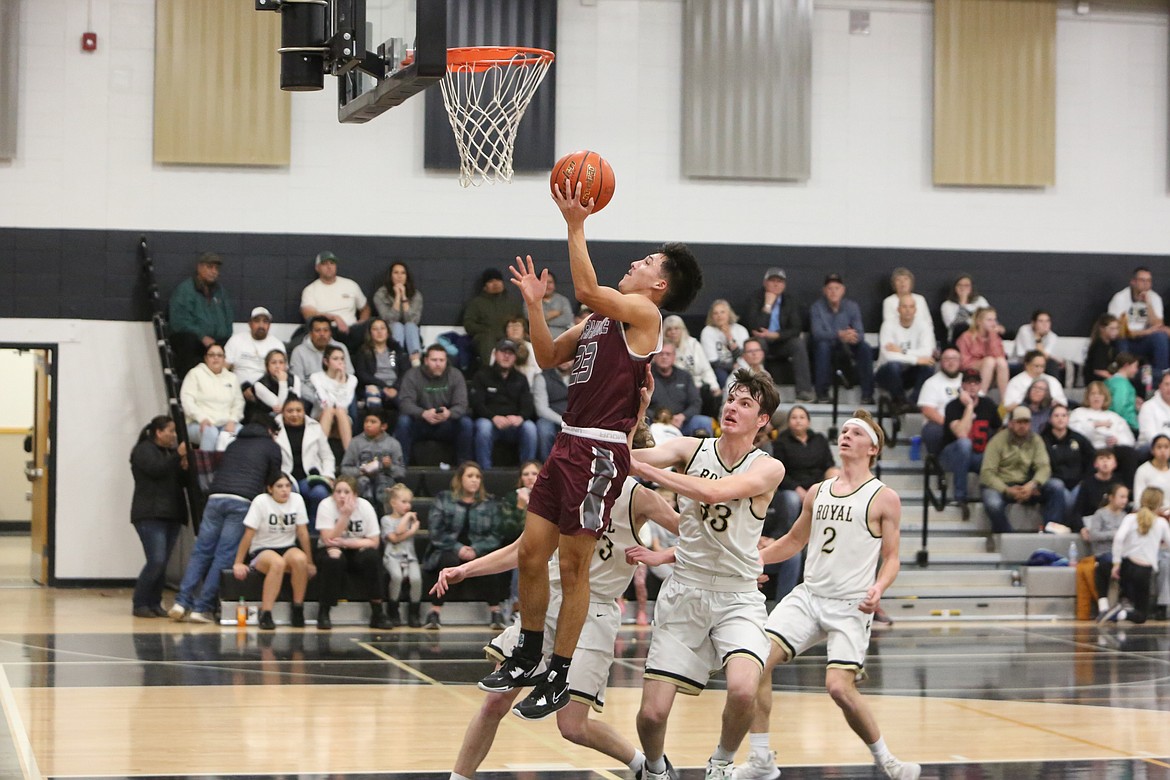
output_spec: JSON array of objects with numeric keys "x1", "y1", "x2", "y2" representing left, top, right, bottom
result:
[
  {"x1": 569, "y1": 342, "x2": 598, "y2": 386},
  {"x1": 820, "y1": 526, "x2": 837, "y2": 554}
]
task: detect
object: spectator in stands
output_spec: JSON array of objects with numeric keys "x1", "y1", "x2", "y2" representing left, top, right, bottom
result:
[
  {"x1": 380, "y1": 483, "x2": 422, "y2": 628},
  {"x1": 648, "y1": 342, "x2": 713, "y2": 437},
  {"x1": 225, "y1": 307, "x2": 285, "y2": 398},
  {"x1": 876, "y1": 294, "x2": 936, "y2": 412},
  {"x1": 917, "y1": 347, "x2": 963, "y2": 456},
  {"x1": 1076, "y1": 449, "x2": 1123, "y2": 521},
  {"x1": 940, "y1": 369, "x2": 1002, "y2": 520},
  {"x1": 290, "y1": 316, "x2": 354, "y2": 411},
  {"x1": 533, "y1": 359, "x2": 571, "y2": 461},
  {"x1": 393, "y1": 343, "x2": 472, "y2": 465},
  {"x1": 168, "y1": 252, "x2": 234, "y2": 379},
  {"x1": 494, "y1": 317, "x2": 540, "y2": 388},
  {"x1": 469, "y1": 338, "x2": 537, "y2": 468},
  {"x1": 129, "y1": 416, "x2": 189, "y2": 618},
  {"x1": 231, "y1": 473, "x2": 314, "y2": 631},
  {"x1": 810, "y1": 272, "x2": 875, "y2": 404},
  {"x1": 1107, "y1": 354, "x2": 1141, "y2": 433},
  {"x1": 1003, "y1": 350, "x2": 1068, "y2": 413},
  {"x1": 1132, "y1": 435, "x2": 1170, "y2": 517},
  {"x1": 940, "y1": 273, "x2": 991, "y2": 345},
  {"x1": 881, "y1": 267, "x2": 933, "y2": 333},
  {"x1": 300, "y1": 251, "x2": 370, "y2": 351},
  {"x1": 1137, "y1": 370, "x2": 1170, "y2": 450},
  {"x1": 498, "y1": 460, "x2": 542, "y2": 618},
  {"x1": 1022, "y1": 380, "x2": 1055, "y2": 434},
  {"x1": 276, "y1": 397, "x2": 334, "y2": 521},
  {"x1": 180, "y1": 345, "x2": 244, "y2": 451},
  {"x1": 742, "y1": 268, "x2": 815, "y2": 402},
  {"x1": 530, "y1": 270, "x2": 574, "y2": 339},
  {"x1": 1084, "y1": 482, "x2": 1127, "y2": 619},
  {"x1": 421, "y1": 461, "x2": 508, "y2": 630},
  {"x1": 249, "y1": 350, "x2": 302, "y2": 419},
  {"x1": 169, "y1": 415, "x2": 282, "y2": 623},
  {"x1": 1109, "y1": 266, "x2": 1170, "y2": 376},
  {"x1": 664, "y1": 315, "x2": 721, "y2": 416},
  {"x1": 1070, "y1": 382, "x2": 1136, "y2": 482},
  {"x1": 1085, "y1": 314, "x2": 1121, "y2": 382},
  {"x1": 1103, "y1": 485, "x2": 1170, "y2": 624},
  {"x1": 980, "y1": 406, "x2": 1064, "y2": 533},
  {"x1": 314, "y1": 476, "x2": 392, "y2": 630},
  {"x1": 701, "y1": 299, "x2": 750, "y2": 387},
  {"x1": 310, "y1": 345, "x2": 358, "y2": 450},
  {"x1": 463, "y1": 267, "x2": 523, "y2": 365},
  {"x1": 1042, "y1": 404, "x2": 1095, "y2": 531},
  {"x1": 353, "y1": 317, "x2": 408, "y2": 430},
  {"x1": 728, "y1": 337, "x2": 771, "y2": 386},
  {"x1": 1010, "y1": 310, "x2": 1064, "y2": 378},
  {"x1": 340, "y1": 409, "x2": 405, "y2": 513},
  {"x1": 772, "y1": 405, "x2": 837, "y2": 525},
  {"x1": 957, "y1": 307, "x2": 1009, "y2": 401},
  {"x1": 372, "y1": 261, "x2": 423, "y2": 366}
]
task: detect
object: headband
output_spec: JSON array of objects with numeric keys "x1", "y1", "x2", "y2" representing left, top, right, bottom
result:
[{"x1": 841, "y1": 418, "x2": 879, "y2": 446}]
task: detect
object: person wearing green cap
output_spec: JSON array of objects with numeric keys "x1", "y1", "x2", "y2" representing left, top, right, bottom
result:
[{"x1": 300, "y1": 251, "x2": 370, "y2": 351}]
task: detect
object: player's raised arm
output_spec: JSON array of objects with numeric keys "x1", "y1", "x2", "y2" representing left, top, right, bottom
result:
[
  {"x1": 633, "y1": 451, "x2": 784, "y2": 506},
  {"x1": 510, "y1": 254, "x2": 585, "y2": 368}
]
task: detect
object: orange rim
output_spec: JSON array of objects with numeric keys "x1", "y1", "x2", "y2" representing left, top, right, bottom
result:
[{"x1": 446, "y1": 46, "x2": 555, "y2": 73}]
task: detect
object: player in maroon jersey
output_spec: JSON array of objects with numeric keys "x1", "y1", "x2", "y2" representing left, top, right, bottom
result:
[{"x1": 476, "y1": 182, "x2": 702, "y2": 721}]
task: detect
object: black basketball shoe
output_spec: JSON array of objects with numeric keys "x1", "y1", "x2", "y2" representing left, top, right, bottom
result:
[
  {"x1": 511, "y1": 667, "x2": 570, "y2": 720},
  {"x1": 477, "y1": 653, "x2": 541, "y2": 693}
]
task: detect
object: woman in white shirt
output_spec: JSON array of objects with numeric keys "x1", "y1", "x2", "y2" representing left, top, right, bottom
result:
[
  {"x1": 1106, "y1": 485, "x2": 1170, "y2": 624},
  {"x1": 881, "y1": 267, "x2": 933, "y2": 334},
  {"x1": 941, "y1": 273, "x2": 992, "y2": 345},
  {"x1": 1070, "y1": 382, "x2": 1136, "y2": 450},
  {"x1": 180, "y1": 345, "x2": 244, "y2": 451},
  {"x1": 310, "y1": 345, "x2": 358, "y2": 449},
  {"x1": 664, "y1": 314, "x2": 721, "y2": 414},
  {"x1": 700, "y1": 299, "x2": 750, "y2": 387},
  {"x1": 275, "y1": 397, "x2": 335, "y2": 520},
  {"x1": 314, "y1": 476, "x2": 391, "y2": 630},
  {"x1": 231, "y1": 474, "x2": 313, "y2": 630},
  {"x1": 1132, "y1": 434, "x2": 1170, "y2": 519}
]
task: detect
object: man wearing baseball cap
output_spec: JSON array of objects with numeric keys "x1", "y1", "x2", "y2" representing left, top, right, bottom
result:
[
  {"x1": 300, "y1": 251, "x2": 370, "y2": 351},
  {"x1": 467, "y1": 338, "x2": 537, "y2": 468},
  {"x1": 224, "y1": 306, "x2": 286, "y2": 391},
  {"x1": 167, "y1": 251, "x2": 234, "y2": 378},
  {"x1": 980, "y1": 405, "x2": 1064, "y2": 533},
  {"x1": 938, "y1": 368, "x2": 1003, "y2": 520},
  {"x1": 810, "y1": 272, "x2": 874, "y2": 404},
  {"x1": 741, "y1": 267, "x2": 815, "y2": 401}
]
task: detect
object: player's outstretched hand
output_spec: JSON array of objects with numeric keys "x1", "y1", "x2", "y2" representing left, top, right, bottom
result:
[
  {"x1": 430, "y1": 565, "x2": 466, "y2": 598},
  {"x1": 625, "y1": 545, "x2": 670, "y2": 568},
  {"x1": 858, "y1": 584, "x2": 882, "y2": 614},
  {"x1": 551, "y1": 179, "x2": 594, "y2": 225},
  {"x1": 509, "y1": 255, "x2": 549, "y2": 305}
]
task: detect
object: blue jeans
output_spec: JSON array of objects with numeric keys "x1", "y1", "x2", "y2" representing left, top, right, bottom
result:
[
  {"x1": 393, "y1": 415, "x2": 473, "y2": 465},
  {"x1": 175, "y1": 496, "x2": 250, "y2": 614},
  {"x1": 536, "y1": 418, "x2": 561, "y2": 461},
  {"x1": 921, "y1": 421, "x2": 946, "y2": 457},
  {"x1": 682, "y1": 415, "x2": 715, "y2": 437},
  {"x1": 876, "y1": 362, "x2": 933, "y2": 404},
  {"x1": 1120, "y1": 333, "x2": 1170, "y2": 374},
  {"x1": 390, "y1": 322, "x2": 422, "y2": 356},
  {"x1": 132, "y1": 520, "x2": 181, "y2": 609},
  {"x1": 777, "y1": 489, "x2": 803, "y2": 525},
  {"x1": 187, "y1": 422, "x2": 225, "y2": 451},
  {"x1": 938, "y1": 438, "x2": 982, "y2": 502},
  {"x1": 296, "y1": 478, "x2": 332, "y2": 522},
  {"x1": 981, "y1": 478, "x2": 1066, "y2": 533},
  {"x1": 474, "y1": 418, "x2": 537, "y2": 468},
  {"x1": 813, "y1": 339, "x2": 875, "y2": 398}
]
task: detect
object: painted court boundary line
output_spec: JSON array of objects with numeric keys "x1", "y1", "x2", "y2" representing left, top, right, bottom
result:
[{"x1": 0, "y1": 664, "x2": 43, "y2": 780}]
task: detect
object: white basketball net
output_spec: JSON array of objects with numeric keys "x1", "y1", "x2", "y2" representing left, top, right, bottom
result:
[{"x1": 440, "y1": 48, "x2": 554, "y2": 187}]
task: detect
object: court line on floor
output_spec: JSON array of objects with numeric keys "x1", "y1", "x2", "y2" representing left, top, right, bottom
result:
[
  {"x1": 354, "y1": 640, "x2": 626, "y2": 780},
  {"x1": 0, "y1": 664, "x2": 43, "y2": 780}
]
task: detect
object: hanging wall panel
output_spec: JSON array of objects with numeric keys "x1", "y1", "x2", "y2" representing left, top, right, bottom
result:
[
  {"x1": 934, "y1": 0, "x2": 1056, "y2": 187},
  {"x1": 0, "y1": 0, "x2": 18, "y2": 161},
  {"x1": 682, "y1": 0, "x2": 812, "y2": 181},
  {"x1": 153, "y1": 0, "x2": 290, "y2": 166}
]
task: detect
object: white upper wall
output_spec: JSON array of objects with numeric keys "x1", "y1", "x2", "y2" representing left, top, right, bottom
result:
[{"x1": 1, "y1": 0, "x2": 1167, "y2": 253}]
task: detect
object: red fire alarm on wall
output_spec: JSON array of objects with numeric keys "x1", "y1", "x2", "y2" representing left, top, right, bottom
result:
[{"x1": 81, "y1": 32, "x2": 97, "y2": 52}]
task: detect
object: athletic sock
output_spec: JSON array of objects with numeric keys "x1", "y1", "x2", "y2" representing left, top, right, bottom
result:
[
  {"x1": 515, "y1": 629, "x2": 543, "y2": 663},
  {"x1": 448, "y1": 774, "x2": 472, "y2": 780},
  {"x1": 1098, "y1": 597, "x2": 1110, "y2": 613},
  {"x1": 547, "y1": 653, "x2": 571, "y2": 680},
  {"x1": 867, "y1": 737, "x2": 892, "y2": 763},
  {"x1": 749, "y1": 732, "x2": 771, "y2": 757},
  {"x1": 645, "y1": 756, "x2": 666, "y2": 774},
  {"x1": 627, "y1": 750, "x2": 646, "y2": 773},
  {"x1": 712, "y1": 743, "x2": 735, "y2": 762}
]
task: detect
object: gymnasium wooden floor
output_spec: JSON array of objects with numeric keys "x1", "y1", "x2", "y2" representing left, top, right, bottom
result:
[{"x1": 0, "y1": 572, "x2": 1168, "y2": 778}]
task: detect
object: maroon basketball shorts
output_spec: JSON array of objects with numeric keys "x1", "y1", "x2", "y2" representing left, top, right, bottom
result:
[{"x1": 527, "y1": 426, "x2": 630, "y2": 539}]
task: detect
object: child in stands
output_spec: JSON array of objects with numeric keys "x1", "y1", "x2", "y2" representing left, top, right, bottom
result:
[{"x1": 380, "y1": 483, "x2": 422, "y2": 628}]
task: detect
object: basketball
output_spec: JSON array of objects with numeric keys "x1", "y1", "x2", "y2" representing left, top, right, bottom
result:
[{"x1": 550, "y1": 150, "x2": 616, "y2": 212}]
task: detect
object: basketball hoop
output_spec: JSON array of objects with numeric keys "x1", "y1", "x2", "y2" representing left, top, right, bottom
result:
[{"x1": 440, "y1": 46, "x2": 555, "y2": 187}]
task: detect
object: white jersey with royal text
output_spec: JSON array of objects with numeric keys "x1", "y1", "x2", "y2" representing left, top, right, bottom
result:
[
  {"x1": 673, "y1": 439, "x2": 772, "y2": 590},
  {"x1": 804, "y1": 476, "x2": 886, "y2": 600},
  {"x1": 550, "y1": 477, "x2": 641, "y2": 602}
]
